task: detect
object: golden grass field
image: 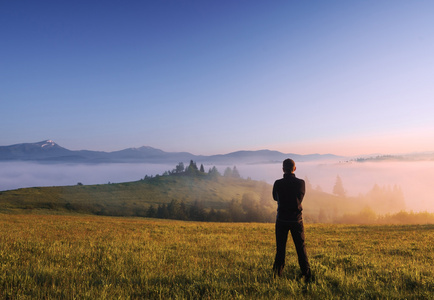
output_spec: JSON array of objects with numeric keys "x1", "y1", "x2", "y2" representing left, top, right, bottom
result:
[{"x1": 1, "y1": 214, "x2": 433, "y2": 299}]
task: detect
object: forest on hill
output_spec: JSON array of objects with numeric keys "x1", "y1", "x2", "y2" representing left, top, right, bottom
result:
[
  {"x1": 0, "y1": 161, "x2": 276, "y2": 222},
  {"x1": 1, "y1": 160, "x2": 433, "y2": 224}
]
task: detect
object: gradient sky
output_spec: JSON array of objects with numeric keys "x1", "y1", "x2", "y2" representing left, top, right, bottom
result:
[{"x1": 2, "y1": 0, "x2": 434, "y2": 156}]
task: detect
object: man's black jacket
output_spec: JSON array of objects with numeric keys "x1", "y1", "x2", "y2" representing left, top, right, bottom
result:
[{"x1": 273, "y1": 173, "x2": 306, "y2": 222}]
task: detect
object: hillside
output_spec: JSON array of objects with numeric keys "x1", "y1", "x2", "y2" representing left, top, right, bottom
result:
[
  {"x1": 2, "y1": 164, "x2": 426, "y2": 223},
  {"x1": 0, "y1": 171, "x2": 272, "y2": 220},
  {"x1": 0, "y1": 166, "x2": 356, "y2": 222}
]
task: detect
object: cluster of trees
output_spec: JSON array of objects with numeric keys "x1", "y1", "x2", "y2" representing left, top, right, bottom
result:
[
  {"x1": 304, "y1": 175, "x2": 347, "y2": 196},
  {"x1": 301, "y1": 172, "x2": 410, "y2": 223},
  {"x1": 303, "y1": 178, "x2": 408, "y2": 223},
  {"x1": 141, "y1": 162, "x2": 414, "y2": 224},
  {"x1": 363, "y1": 184, "x2": 406, "y2": 214},
  {"x1": 138, "y1": 161, "x2": 277, "y2": 222},
  {"x1": 145, "y1": 195, "x2": 275, "y2": 223},
  {"x1": 144, "y1": 160, "x2": 241, "y2": 180}
]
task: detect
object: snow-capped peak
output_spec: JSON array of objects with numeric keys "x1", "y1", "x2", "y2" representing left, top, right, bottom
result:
[{"x1": 41, "y1": 140, "x2": 55, "y2": 148}]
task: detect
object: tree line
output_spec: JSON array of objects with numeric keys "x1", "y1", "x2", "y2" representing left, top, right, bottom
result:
[
  {"x1": 143, "y1": 160, "x2": 241, "y2": 180},
  {"x1": 139, "y1": 160, "x2": 275, "y2": 222},
  {"x1": 144, "y1": 197, "x2": 275, "y2": 223}
]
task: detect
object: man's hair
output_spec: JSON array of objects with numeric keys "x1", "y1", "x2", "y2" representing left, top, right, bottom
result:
[{"x1": 283, "y1": 158, "x2": 295, "y2": 173}]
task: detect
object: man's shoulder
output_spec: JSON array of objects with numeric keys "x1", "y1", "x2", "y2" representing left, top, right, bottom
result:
[
  {"x1": 274, "y1": 176, "x2": 304, "y2": 184},
  {"x1": 296, "y1": 177, "x2": 305, "y2": 183},
  {"x1": 274, "y1": 178, "x2": 287, "y2": 185}
]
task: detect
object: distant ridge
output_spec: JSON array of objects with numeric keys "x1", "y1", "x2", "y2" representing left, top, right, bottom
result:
[{"x1": 0, "y1": 140, "x2": 342, "y2": 164}]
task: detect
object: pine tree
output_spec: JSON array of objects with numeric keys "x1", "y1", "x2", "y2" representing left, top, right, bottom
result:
[
  {"x1": 333, "y1": 175, "x2": 346, "y2": 197},
  {"x1": 208, "y1": 166, "x2": 220, "y2": 178},
  {"x1": 147, "y1": 205, "x2": 157, "y2": 218},
  {"x1": 232, "y1": 166, "x2": 241, "y2": 178},
  {"x1": 175, "y1": 162, "x2": 184, "y2": 173},
  {"x1": 224, "y1": 167, "x2": 233, "y2": 177}
]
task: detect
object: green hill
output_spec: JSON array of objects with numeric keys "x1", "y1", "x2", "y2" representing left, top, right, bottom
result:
[
  {"x1": 0, "y1": 172, "x2": 277, "y2": 221},
  {"x1": 2, "y1": 167, "x2": 424, "y2": 223}
]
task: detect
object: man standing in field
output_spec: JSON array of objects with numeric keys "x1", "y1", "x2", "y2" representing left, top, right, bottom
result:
[{"x1": 272, "y1": 158, "x2": 311, "y2": 282}]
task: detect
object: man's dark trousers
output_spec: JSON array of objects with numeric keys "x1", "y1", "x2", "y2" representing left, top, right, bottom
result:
[{"x1": 273, "y1": 219, "x2": 310, "y2": 277}]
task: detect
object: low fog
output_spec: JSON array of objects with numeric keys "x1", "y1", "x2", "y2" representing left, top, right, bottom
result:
[
  {"x1": 1, "y1": 160, "x2": 433, "y2": 213},
  {"x1": 0, "y1": 162, "x2": 173, "y2": 191},
  {"x1": 238, "y1": 161, "x2": 434, "y2": 213}
]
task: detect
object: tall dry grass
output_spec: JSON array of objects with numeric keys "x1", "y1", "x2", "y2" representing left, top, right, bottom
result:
[{"x1": 1, "y1": 214, "x2": 433, "y2": 299}]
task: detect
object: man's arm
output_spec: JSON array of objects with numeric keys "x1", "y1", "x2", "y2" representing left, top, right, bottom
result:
[
  {"x1": 299, "y1": 180, "x2": 306, "y2": 202},
  {"x1": 272, "y1": 182, "x2": 279, "y2": 201}
]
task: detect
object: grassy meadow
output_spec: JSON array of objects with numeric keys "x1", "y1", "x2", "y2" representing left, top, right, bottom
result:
[
  {"x1": 1, "y1": 214, "x2": 433, "y2": 299},
  {"x1": 0, "y1": 175, "x2": 274, "y2": 219}
]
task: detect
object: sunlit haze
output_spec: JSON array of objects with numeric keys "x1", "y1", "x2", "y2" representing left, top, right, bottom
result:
[
  {"x1": 1, "y1": 161, "x2": 433, "y2": 213},
  {"x1": 2, "y1": 1, "x2": 434, "y2": 155}
]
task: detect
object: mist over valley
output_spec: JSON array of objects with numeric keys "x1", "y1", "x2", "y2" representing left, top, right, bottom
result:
[
  {"x1": 1, "y1": 160, "x2": 433, "y2": 214},
  {"x1": 1, "y1": 140, "x2": 433, "y2": 216}
]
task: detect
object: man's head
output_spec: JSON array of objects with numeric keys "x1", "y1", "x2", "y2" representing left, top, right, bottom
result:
[{"x1": 282, "y1": 158, "x2": 296, "y2": 174}]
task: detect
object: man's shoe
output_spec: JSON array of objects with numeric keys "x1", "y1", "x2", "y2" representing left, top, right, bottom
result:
[
  {"x1": 303, "y1": 272, "x2": 314, "y2": 283},
  {"x1": 273, "y1": 266, "x2": 284, "y2": 278}
]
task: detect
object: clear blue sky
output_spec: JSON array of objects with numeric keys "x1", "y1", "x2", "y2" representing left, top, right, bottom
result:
[{"x1": 2, "y1": 0, "x2": 434, "y2": 155}]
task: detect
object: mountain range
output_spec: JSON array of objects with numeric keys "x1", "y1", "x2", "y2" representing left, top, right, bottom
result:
[{"x1": 0, "y1": 140, "x2": 342, "y2": 164}]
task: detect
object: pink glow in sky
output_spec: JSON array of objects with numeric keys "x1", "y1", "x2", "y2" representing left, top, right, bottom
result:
[{"x1": 273, "y1": 126, "x2": 434, "y2": 156}]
